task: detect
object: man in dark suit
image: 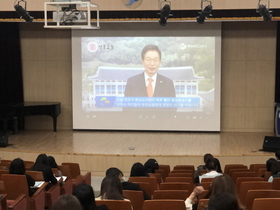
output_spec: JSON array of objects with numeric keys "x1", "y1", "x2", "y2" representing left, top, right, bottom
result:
[{"x1": 124, "y1": 45, "x2": 175, "y2": 97}]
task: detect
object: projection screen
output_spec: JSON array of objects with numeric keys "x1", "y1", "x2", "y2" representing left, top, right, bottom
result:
[{"x1": 72, "y1": 22, "x2": 221, "y2": 131}]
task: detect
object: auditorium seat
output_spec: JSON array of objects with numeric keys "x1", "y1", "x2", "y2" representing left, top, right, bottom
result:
[
  {"x1": 153, "y1": 190, "x2": 189, "y2": 200},
  {"x1": 155, "y1": 169, "x2": 166, "y2": 181},
  {"x1": 95, "y1": 200, "x2": 132, "y2": 210},
  {"x1": 149, "y1": 173, "x2": 162, "y2": 185},
  {"x1": 197, "y1": 199, "x2": 209, "y2": 210},
  {"x1": 159, "y1": 182, "x2": 192, "y2": 195},
  {"x1": 142, "y1": 199, "x2": 186, "y2": 210},
  {"x1": 173, "y1": 165, "x2": 195, "y2": 172},
  {"x1": 25, "y1": 171, "x2": 44, "y2": 181},
  {"x1": 272, "y1": 177, "x2": 280, "y2": 190},
  {"x1": 45, "y1": 180, "x2": 62, "y2": 210},
  {"x1": 129, "y1": 177, "x2": 158, "y2": 196},
  {"x1": 245, "y1": 190, "x2": 280, "y2": 210},
  {"x1": 231, "y1": 171, "x2": 258, "y2": 183},
  {"x1": 235, "y1": 177, "x2": 264, "y2": 193},
  {"x1": 228, "y1": 168, "x2": 250, "y2": 178},
  {"x1": 252, "y1": 198, "x2": 280, "y2": 210},
  {"x1": 123, "y1": 190, "x2": 144, "y2": 210},
  {"x1": 224, "y1": 164, "x2": 246, "y2": 175},
  {"x1": 1, "y1": 174, "x2": 48, "y2": 210},
  {"x1": 238, "y1": 181, "x2": 272, "y2": 205},
  {"x1": 167, "y1": 173, "x2": 193, "y2": 178},
  {"x1": 60, "y1": 179, "x2": 73, "y2": 195},
  {"x1": 158, "y1": 165, "x2": 170, "y2": 179}
]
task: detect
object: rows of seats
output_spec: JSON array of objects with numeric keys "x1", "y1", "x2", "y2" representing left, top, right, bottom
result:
[
  {"x1": 0, "y1": 159, "x2": 91, "y2": 210},
  {"x1": 1, "y1": 159, "x2": 280, "y2": 210}
]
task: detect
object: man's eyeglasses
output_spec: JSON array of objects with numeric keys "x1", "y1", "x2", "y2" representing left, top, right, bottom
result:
[{"x1": 144, "y1": 58, "x2": 160, "y2": 64}]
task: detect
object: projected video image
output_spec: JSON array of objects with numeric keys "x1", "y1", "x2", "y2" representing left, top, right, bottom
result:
[{"x1": 81, "y1": 37, "x2": 215, "y2": 113}]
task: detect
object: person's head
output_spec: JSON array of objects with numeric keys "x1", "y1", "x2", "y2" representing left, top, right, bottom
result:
[
  {"x1": 144, "y1": 158, "x2": 159, "y2": 173},
  {"x1": 9, "y1": 158, "x2": 25, "y2": 175},
  {"x1": 213, "y1": 158, "x2": 222, "y2": 173},
  {"x1": 130, "y1": 162, "x2": 149, "y2": 177},
  {"x1": 73, "y1": 183, "x2": 97, "y2": 210},
  {"x1": 47, "y1": 156, "x2": 58, "y2": 169},
  {"x1": 205, "y1": 158, "x2": 216, "y2": 171},
  {"x1": 266, "y1": 158, "x2": 278, "y2": 172},
  {"x1": 275, "y1": 150, "x2": 280, "y2": 160},
  {"x1": 99, "y1": 175, "x2": 124, "y2": 200},
  {"x1": 203, "y1": 153, "x2": 214, "y2": 164},
  {"x1": 105, "y1": 167, "x2": 125, "y2": 181},
  {"x1": 208, "y1": 192, "x2": 240, "y2": 210},
  {"x1": 32, "y1": 154, "x2": 48, "y2": 171},
  {"x1": 206, "y1": 174, "x2": 238, "y2": 199},
  {"x1": 270, "y1": 161, "x2": 280, "y2": 175},
  {"x1": 141, "y1": 45, "x2": 161, "y2": 77},
  {"x1": 52, "y1": 194, "x2": 82, "y2": 210}
]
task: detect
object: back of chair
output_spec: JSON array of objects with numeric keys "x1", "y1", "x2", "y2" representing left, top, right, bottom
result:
[
  {"x1": 0, "y1": 170, "x2": 9, "y2": 179},
  {"x1": 173, "y1": 165, "x2": 195, "y2": 172},
  {"x1": 257, "y1": 168, "x2": 267, "y2": 177},
  {"x1": 133, "y1": 182, "x2": 153, "y2": 198},
  {"x1": 264, "y1": 171, "x2": 271, "y2": 181},
  {"x1": 123, "y1": 190, "x2": 144, "y2": 210},
  {"x1": 129, "y1": 177, "x2": 158, "y2": 196},
  {"x1": 164, "y1": 177, "x2": 194, "y2": 191},
  {"x1": 200, "y1": 182, "x2": 212, "y2": 190},
  {"x1": 197, "y1": 199, "x2": 209, "y2": 210},
  {"x1": 0, "y1": 160, "x2": 11, "y2": 169},
  {"x1": 142, "y1": 199, "x2": 186, "y2": 210},
  {"x1": 170, "y1": 170, "x2": 194, "y2": 174},
  {"x1": 82, "y1": 171, "x2": 91, "y2": 185},
  {"x1": 159, "y1": 182, "x2": 192, "y2": 195},
  {"x1": 153, "y1": 190, "x2": 189, "y2": 200},
  {"x1": 23, "y1": 161, "x2": 34, "y2": 171},
  {"x1": 95, "y1": 200, "x2": 132, "y2": 210},
  {"x1": 58, "y1": 165, "x2": 71, "y2": 180},
  {"x1": 155, "y1": 169, "x2": 166, "y2": 181},
  {"x1": 167, "y1": 173, "x2": 193, "y2": 178},
  {"x1": 7, "y1": 194, "x2": 27, "y2": 210},
  {"x1": 235, "y1": 177, "x2": 264, "y2": 193},
  {"x1": 45, "y1": 180, "x2": 61, "y2": 210},
  {"x1": 238, "y1": 181, "x2": 272, "y2": 205},
  {"x1": 228, "y1": 168, "x2": 250, "y2": 177},
  {"x1": 224, "y1": 164, "x2": 246, "y2": 175},
  {"x1": 1, "y1": 174, "x2": 29, "y2": 200},
  {"x1": 200, "y1": 178, "x2": 214, "y2": 183},
  {"x1": 0, "y1": 194, "x2": 7, "y2": 210},
  {"x1": 231, "y1": 171, "x2": 258, "y2": 183},
  {"x1": 61, "y1": 179, "x2": 73, "y2": 195},
  {"x1": 272, "y1": 177, "x2": 280, "y2": 190},
  {"x1": 61, "y1": 163, "x2": 80, "y2": 179},
  {"x1": 245, "y1": 190, "x2": 280, "y2": 210},
  {"x1": 250, "y1": 164, "x2": 266, "y2": 173},
  {"x1": 149, "y1": 173, "x2": 162, "y2": 185},
  {"x1": 252, "y1": 198, "x2": 280, "y2": 210},
  {"x1": 25, "y1": 171, "x2": 44, "y2": 181},
  {"x1": 158, "y1": 165, "x2": 170, "y2": 179}
]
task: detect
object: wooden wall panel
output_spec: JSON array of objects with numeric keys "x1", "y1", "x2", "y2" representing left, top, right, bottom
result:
[
  {"x1": 19, "y1": 21, "x2": 277, "y2": 132},
  {"x1": 2, "y1": 0, "x2": 280, "y2": 11}
]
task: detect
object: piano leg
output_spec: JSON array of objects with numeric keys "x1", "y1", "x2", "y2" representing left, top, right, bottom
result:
[{"x1": 52, "y1": 116, "x2": 58, "y2": 132}]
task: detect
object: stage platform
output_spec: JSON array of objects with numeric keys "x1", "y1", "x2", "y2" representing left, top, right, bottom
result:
[{"x1": 0, "y1": 130, "x2": 277, "y2": 176}]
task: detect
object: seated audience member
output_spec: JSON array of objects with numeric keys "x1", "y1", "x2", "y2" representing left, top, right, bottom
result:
[
  {"x1": 268, "y1": 160, "x2": 280, "y2": 182},
  {"x1": 96, "y1": 175, "x2": 130, "y2": 201},
  {"x1": 266, "y1": 158, "x2": 278, "y2": 172},
  {"x1": 52, "y1": 194, "x2": 82, "y2": 210},
  {"x1": 204, "y1": 174, "x2": 244, "y2": 209},
  {"x1": 31, "y1": 153, "x2": 57, "y2": 190},
  {"x1": 185, "y1": 186, "x2": 205, "y2": 210},
  {"x1": 207, "y1": 192, "x2": 241, "y2": 210},
  {"x1": 199, "y1": 158, "x2": 223, "y2": 183},
  {"x1": 213, "y1": 158, "x2": 222, "y2": 173},
  {"x1": 144, "y1": 158, "x2": 159, "y2": 173},
  {"x1": 106, "y1": 167, "x2": 150, "y2": 200},
  {"x1": 47, "y1": 156, "x2": 62, "y2": 177},
  {"x1": 73, "y1": 183, "x2": 108, "y2": 210},
  {"x1": 194, "y1": 153, "x2": 213, "y2": 183},
  {"x1": 9, "y1": 158, "x2": 36, "y2": 196},
  {"x1": 130, "y1": 162, "x2": 149, "y2": 177}
]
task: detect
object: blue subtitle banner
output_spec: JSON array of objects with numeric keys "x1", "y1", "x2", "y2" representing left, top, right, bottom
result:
[{"x1": 95, "y1": 96, "x2": 200, "y2": 108}]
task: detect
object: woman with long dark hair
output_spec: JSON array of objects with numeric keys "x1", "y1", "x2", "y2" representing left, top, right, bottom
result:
[
  {"x1": 73, "y1": 183, "x2": 108, "y2": 210},
  {"x1": 96, "y1": 176, "x2": 129, "y2": 201},
  {"x1": 9, "y1": 157, "x2": 36, "y2": 196},
  {"x1": 31, "y1": 154, "x2": 57, "y2": 189},
  {"x1": 130, "y1": 162, "x2": 149, "y2": 177}
]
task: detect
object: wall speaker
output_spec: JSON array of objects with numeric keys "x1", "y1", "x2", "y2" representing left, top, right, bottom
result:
[
  {"x1": 263, "y1": 136, "x2": 280, "y2": 152},
  {"x1": 0, "y1": 131, "x2": 8, "y2": 147}
]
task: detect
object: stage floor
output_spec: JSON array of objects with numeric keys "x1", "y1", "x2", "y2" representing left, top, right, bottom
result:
[{"x1": 0, "y1": 130, "x2": 276, "y2": 176}]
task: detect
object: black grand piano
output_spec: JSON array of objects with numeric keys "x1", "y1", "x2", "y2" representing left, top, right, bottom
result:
[{"x1": 0, "y1": 102, "x2": 61, "y2": 133}]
